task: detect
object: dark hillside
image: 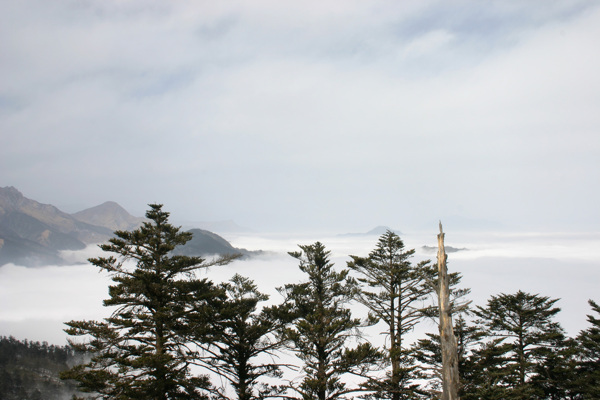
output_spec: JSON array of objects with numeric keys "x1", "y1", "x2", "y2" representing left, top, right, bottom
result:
[
  {"x1": 173, "y1": 229, "x2": 264, "y2": 259},
  {"x1": 0, "y1": 336, "x2": 87, "y2": 399}
]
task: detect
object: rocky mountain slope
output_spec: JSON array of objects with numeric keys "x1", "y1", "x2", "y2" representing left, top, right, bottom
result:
[
  {"x1": 72, "y1": 201, "x2": 146, "y2": 232},
  {"x1": 0, "y1": 187, "x2": 114, "y2": 266},
  {"x1": 0, "y1": 187, "x2": 257, "y2": 267}
]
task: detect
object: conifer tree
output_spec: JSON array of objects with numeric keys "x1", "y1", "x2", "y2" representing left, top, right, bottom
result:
[
  {"x1": 472, "y1": 290, "x2": 564, "y2": 399},
  {"x1": 529, "y1": 334, "x2": 580, "y2": 400},
  {"x1": 280, "y1": 242, "x2": 381, "y2": 400},
  {"x1": 413, "y1": 316, "x2": 482, "y2": 398},
  {"x1": 200, "y1": 274, "x2": 290, "y2": 400},
  {"x1": 573, "y1": 299, "x2": 600, "y2": 399},
  {"x1": 61, "y1": 204, "x2": 236, "y2": 400},
  {"x1": 347, "y1": 230, "x2": 434, "y2": 400},
  {"x1": 461, "y1": 338, "x2": 513, "y2": 400}
]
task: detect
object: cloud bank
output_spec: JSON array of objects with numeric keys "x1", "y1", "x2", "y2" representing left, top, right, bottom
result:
[{"x1": 1, "y1": 231, "x2": 598, "y2": 344}]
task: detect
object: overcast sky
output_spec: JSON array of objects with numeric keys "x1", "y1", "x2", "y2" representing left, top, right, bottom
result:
[{"x1": 2, "y1": 0, "x2": 599, "y2": 232}]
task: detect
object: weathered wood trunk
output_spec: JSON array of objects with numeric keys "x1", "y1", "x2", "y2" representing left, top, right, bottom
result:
[{"x1": 437, "y1": 222, "x2": 460, "y2": 400}]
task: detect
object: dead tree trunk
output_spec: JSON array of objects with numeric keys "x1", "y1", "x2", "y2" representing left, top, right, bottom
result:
[{"x1": 437, "y1": 222, "x2": 460, "y2": 400}]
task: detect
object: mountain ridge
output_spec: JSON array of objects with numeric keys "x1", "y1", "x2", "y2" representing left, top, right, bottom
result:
[
  {"x1": 0, "y1": 187, "x2": 114, "y2": 266},
  {"x1": 0, "y1": 187, "x2": 254, "y2": 267}
]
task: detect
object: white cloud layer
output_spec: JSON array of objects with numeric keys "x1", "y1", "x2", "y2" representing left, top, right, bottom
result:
[{"x1": 1, "y1": 231, "x2": 598, "y2": 344}]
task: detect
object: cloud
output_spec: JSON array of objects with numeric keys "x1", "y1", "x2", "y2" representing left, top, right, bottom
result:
[
  {"x1": 1, "y1": 1, "x2": 599, "y2": 231},
  {"x1": 1, "y1": 232, "x2": 599, "y2": 344},
  {"x1": 0, "y1": 263, "x2": 109, "y2": 324}
]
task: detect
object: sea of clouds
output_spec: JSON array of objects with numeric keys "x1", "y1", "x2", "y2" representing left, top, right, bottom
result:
[{"x1": 1, "y1": 230, "x2": 599, "y2": 345}]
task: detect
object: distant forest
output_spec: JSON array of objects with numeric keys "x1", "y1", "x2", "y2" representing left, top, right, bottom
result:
[{"x1": 0, "y1": 336, "x2": 86, "y2": 399}]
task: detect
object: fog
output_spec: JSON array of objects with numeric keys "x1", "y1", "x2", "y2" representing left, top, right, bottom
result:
[{"x1": 1, "y1": 230, "x2": 599, "y2": 346}]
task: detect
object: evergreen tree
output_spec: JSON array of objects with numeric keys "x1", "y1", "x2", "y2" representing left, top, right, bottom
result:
[
  {"x1": 461, "y1": 338, "x2": 513, "y2": 400},
  {"x1": 529, "y1": 335, "x2": 581, "y2": 400},
  {"x1": 347, "y1": 230, "x2": 434, "y2": 400},
  {"x1": 61, "y1": 204, "x2": 236, "y2": 400},
  {"x1": 200, "y1": 274, "x2": 290, "y2": 400},
  {"x1": 412, "y1": 316, "x2": 482, "y2": 399},
  {"x1": 472, "y1": 290, "x2": 564, "y2": 399},
  {"x1": 280, "y1": 242, "x2": 381, "y2": 400},
  {"x1": 573, "y1": 299, "x2": 600, "y2": 399}
]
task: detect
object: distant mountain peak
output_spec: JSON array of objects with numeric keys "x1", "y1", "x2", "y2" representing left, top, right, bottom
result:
[
  {"x1": 0, "y1": 186, "x2": 21, "y2": 194},
  {"x1": 98, "y1": 200, "x2": 120, "y2": 207},
  {"x1": 366, "y1": 226, "x2": 395, "y2": 235},
  {"x1": 72, "y1": 202, "x2": 145, "y2": 232},
  {"x1": 0, "y1": 186, "x2": 26, "y2": 211}
]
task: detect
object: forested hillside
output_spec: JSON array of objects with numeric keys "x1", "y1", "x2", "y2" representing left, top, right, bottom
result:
[{"x1": 0, "y1": 336, "x2": 87, "y2": 400}]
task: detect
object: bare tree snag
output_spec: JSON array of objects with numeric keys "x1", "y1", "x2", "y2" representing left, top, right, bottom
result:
[{"x1": 437, "y1": 222, "x2": 460, "y2": 400}]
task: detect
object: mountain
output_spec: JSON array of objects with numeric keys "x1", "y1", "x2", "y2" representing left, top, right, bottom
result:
[
  {"x1": 0, "y1": 187, "x2": 261, "y2": 267},
  {"x1": 0, "y1": 186, "x2": 112, "y2": 244},
  {"x1": 173, "y1": 229, "x2": 263, "y2": 259},
  {"x1": 72, "y1": 201, "x2": 145, "y2": 231},
  {"x1": 0, "y1": 187, "x2": 113, "y2": 266}
]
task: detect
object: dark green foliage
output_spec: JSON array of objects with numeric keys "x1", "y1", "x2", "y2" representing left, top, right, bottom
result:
[
  {"x1": 200, "y1": 274, "x2": 289, "y2": 400},
  {"x1": 347, "y1": 230, "x2": 434, "y2": 400},
  {"x1": 0, "y1": 336, "x2": 86, "y2": 399},
  {"x1": 461, "y1": 337, "x2": 512, "y2": 400},
  {"x1": 529, "y1": 335, "x2": 582, "y2": 400},
  {"x1": 280, "y1": 242, "x2": 381, "y2": 400},
  {"x1": 470, "y1": 290, "x2": 565, "y2": 399},
  {"x1": 413, "y1": 316, "x2": 483, "y2": 398},
  {"x1": 572, "y1": 300, "x2": 600, "y2": 399},
  {"x1": 61, "y1": 204, "x2": 236, "y2": 400}
]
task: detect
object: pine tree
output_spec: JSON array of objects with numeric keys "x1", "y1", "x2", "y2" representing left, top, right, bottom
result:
[
  {"x1": 573, "y1": 300, "x2": 600, "y2": 399},
  {"x1": 472, "y1": 290, "x2": 564, "y2": 399},
  {"x1": 413, "y1": 316, "x2": 482, "y2": 399},
  {"x1": 280, "y1": 242, "x2": 381, "y2": 400},
  {"x1": 461, "y1": 338, "x2": 513, "y2": 400},
  {"x1": 347, "y1": 230, "x2": 434, "y2": 400},
  {"x1": 200, "y1": 274, "x2": 290, "y2": 400},
  {"x1": 61, "y1": 204, "x2": 236, "y2": 400},
  {"x1": 529, "y1": 335, "x2": 581, "y2": 400}
]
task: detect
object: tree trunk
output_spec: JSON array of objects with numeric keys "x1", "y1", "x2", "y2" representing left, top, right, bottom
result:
[{"x1": 437, "y1": 222, "x2": 460, "y2": 400}]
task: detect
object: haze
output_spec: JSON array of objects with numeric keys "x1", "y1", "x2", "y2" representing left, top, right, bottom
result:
[{"x1": 1, "y1": 1, "x2": 600, "y2": 232}]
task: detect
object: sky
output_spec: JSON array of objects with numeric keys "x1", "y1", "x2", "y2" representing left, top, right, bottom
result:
[{"x1": 1, "y1": 0, "x2": 600, "y2": 232}]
